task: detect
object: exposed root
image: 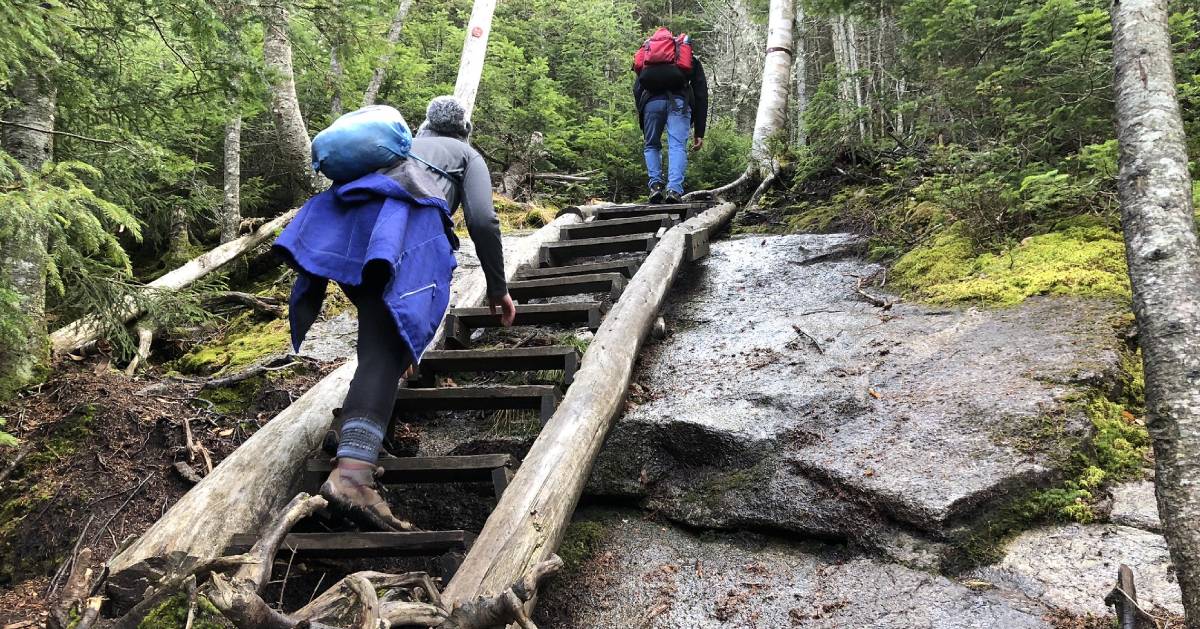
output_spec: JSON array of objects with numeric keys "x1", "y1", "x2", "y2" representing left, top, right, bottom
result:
[
  {"x1": 439, "y1": 555, "x2": 564, "y2": 629},
  {"x1": 683, "y1": 167, "x2": 754, "y2": 202},
  {"x1": 124, "y1": 326, "x2": 155, "y2": 375}
]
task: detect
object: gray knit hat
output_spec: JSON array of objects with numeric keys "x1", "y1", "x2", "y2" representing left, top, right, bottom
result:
[{"x1": 424, "y1": 95, "x2": 472, "y2": 139}]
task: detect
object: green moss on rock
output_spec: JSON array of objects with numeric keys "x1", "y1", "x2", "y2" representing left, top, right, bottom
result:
[
  {"x1": 558, "y1": 520, "x2": 608, "y2": 570},
  {"x1": 892, "y1": 219, "x2": 1129, "y2": 306},
  {"x1": 175, "y1": 315, "x2": 290, "y2": 375}
]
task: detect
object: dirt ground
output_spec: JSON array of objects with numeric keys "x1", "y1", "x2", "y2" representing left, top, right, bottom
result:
[{"x1": 0, "y1": 357, "x2": 329, "y2": 626}]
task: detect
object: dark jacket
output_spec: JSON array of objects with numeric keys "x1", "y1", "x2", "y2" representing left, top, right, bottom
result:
[
  {"x1": 273, "y1": 171, "x2": 457, "y2": 360},
  {"x1": 634, "y1": 56, "x2": 709, "y2": 138},
  {"x1": 410, "y1": 130, "x2": 507, "y2": 299}
]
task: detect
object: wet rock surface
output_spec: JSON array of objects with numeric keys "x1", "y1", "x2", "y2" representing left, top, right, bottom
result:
[
  {"x1": 970, "y1": 523, "x2": 1183, "y2": 617},
  {"x1": 1109, "y1": 480, "x2": 1161, "y2": 533},
  {"x1": 588, "y1": 234, "x2": 1124, "y2": 545},
  {"x1": 535, "y1": 507, "x2": 1052, "y2": 628}
]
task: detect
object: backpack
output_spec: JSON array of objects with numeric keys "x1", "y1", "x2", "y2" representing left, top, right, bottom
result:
[
  {"x1": 312, "y1": 105, "x2": 412, "y2": 183},
  {"x1": 633, "y1": 28, "x2": 694, "y2": 75}
]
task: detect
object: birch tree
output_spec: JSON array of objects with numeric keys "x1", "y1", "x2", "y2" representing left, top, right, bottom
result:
[
  {"x1": 749, "y1": 0, "x2": 795, "y2": 174},
  {"x1": 263, "y1": 0, "x2": 320, "y2": 201},
  {"x1": 362, "y1": 0, "x2": 416, "y2": 107},
  {"x1": 1110, "y1": 0, "x2": 1200, "y2": 622},
  {"x1": 219, "y1": 116, "x2": 242, "y2": 243},
  {"x1": 792, "y1": 3, "x2": 807, "y2": 146},
  {"x1": 453, "y1": 0, "x2": 498, "y2": 119}
]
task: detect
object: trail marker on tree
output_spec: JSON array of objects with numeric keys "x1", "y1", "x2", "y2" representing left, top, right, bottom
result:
[{"x1": 452, "y1": 0, "x2": 497, "y2": 119}]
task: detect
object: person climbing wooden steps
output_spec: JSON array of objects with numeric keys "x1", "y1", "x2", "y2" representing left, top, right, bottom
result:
[{"x1": 272, "y1": 98, "x2": 516, "y2": 532}]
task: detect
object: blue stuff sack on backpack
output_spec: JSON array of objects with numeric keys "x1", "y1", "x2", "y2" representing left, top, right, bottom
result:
[{"x1": 311, "y1": 105, "x2": 413, "y2": 183}]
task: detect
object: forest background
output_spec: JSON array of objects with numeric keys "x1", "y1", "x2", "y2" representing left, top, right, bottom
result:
[{"x1": 0, "y1": 0, "x2": 1198, "y2": 414}]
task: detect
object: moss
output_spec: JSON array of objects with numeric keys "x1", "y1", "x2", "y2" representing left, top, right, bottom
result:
[
  {"x1": 680, "y1": 463, "x2": 771, "y2": 511},
  {"x1": 1088, "y1": 397, "x2": 1150, "y2": 480},
  {"x1": 138, "y1": 593, "x2": 231, "y2": 629},
  {"x1": 892, "y1": 218, "x2": 1130, "y2": 306},
  {"x1": 196, "y1": 376, "x2": 265, "y2": 416},
  {"x1": 554, "y1": 332, "x2": 591, "y2": 355},
  {"x1": 175, "y1": 314, "x2": 290, "y2": 375},
  {"x1": 785, "y1": 203, "x2": 840, "y2": 233},
  {"x1": 558, "y1": 520, "x2": 608, "y2": 570},
  {"x1": 492, "y1": 195, "x2": 558, "y2": 233}
]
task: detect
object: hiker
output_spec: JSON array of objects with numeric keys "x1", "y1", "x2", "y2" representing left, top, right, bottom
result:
[
  {"x1": 633, "y1": 27, "x2": 709, "y2": 204},
  {"x1": 273, "y1": 99, "x2": 514, "y2": 531}
]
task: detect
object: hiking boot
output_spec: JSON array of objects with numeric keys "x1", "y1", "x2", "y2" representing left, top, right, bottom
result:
[
  {"x1": 663, "y1": 189, "x2": 683, "y2": 204},
  {"x1": 648, "y1": 183, "x2": 665, "y2": 204},
  {"x1": 320, "y1": 463, "x2": 417, "y2": 532}
]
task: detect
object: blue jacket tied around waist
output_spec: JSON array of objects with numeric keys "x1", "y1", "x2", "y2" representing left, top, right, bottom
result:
[{"x1": 273, "y1": 172, "x2": 457, "y2": 360}]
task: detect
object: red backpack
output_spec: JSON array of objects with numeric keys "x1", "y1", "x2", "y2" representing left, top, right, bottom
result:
[{"x1": 633, "y1": 28, "x2": 694, "y2": 74}]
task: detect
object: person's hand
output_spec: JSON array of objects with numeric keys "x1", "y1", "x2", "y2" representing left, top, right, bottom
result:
[
  {"x1": 692, "y1": 136, "x2": 704, "y2": 151},
  {"x1": 489, "y1": 293, "x2": 517, "y2": 327}
]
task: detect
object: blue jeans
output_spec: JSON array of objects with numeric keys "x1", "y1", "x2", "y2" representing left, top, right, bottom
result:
[{"x1": 643, "y1": 96, "x2": 690, "y2": 194}]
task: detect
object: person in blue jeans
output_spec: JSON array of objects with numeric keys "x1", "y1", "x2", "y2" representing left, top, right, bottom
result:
[{"x1": 635, "y1": 54, "x2": 708, "y2": 203}]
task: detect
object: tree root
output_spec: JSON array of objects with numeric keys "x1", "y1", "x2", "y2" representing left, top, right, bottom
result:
[
  {"x1": 103, "y1": 491, "x2": 563, "y2": 629},
  {"x1": 683, "y1": 167, "x2": 755, "y2": 202}
]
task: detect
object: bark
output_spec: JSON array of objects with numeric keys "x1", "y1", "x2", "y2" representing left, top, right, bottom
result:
[
  {"x1": 501, "y1": 132, "x2": 545, "y2": 200},
  {"x1": 362, "y1": 0, "x2": 416, "y2": 107},
  {"x1": 105, "y1": 213, "x2": 583, "y2": 610},
  {"x1": 49, "y1": 209, "x2": 298, "y2": 355},
  {"x1": 705, "y1": 0, "x2": 764, "y2": 128},
  {"x1": 1110, "y1": 0, "x2": 1200, "y2": 623},
  {"x1": 330, "y1": 46, "x2": 344, "y2": 118},
  {"x1": 0, "y1": 70, "x2": 56, "y2": 395},
  {"x1": 831, "y1": 14, "x2": 866, "y2": 142},
  {"x1": 263, "y1": 0, "x2": 321, "y2": 200},
  {"x1": 220, "y1": 114, "x2": 242, "y2": 244},
  {"x1": 749, "y1": 0, "x2": 795, "y2": 175},
  {"x1": 452, "y1": 0, "x2": 498, "y2": 119},
  {"x1": 792, "y1": 4, "x2": 808, "y2": 146},
  {"x1": 442, "y1": 203, "x2": 737, "y2": 607}
]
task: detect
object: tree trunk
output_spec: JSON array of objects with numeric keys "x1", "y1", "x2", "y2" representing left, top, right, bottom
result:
[
  {"x1": 792, "y1": 4, "x2": 808, "y2": 146},
  {"x1": 362, "y1": 0, "x2": 416, "y2": 107},
  {"x1": 329, "y1": 47, "x2": 343, "y2": 119},
  {"x1": 220, "y1": 114, "x2": 242, "y2": 244},
  {"x1": 104, "y1": 213, "x2": 583, "y2": 610},
  {"x1": 0, "y1": 71, "x2": 56, "y2": 396},
  {"x1": 500, "y1": 132, "x2": 545, "y2": 200},
  {"x1": 442, "y1": 202, "x2": 738, "y2": 608},
  {"x1": 750, "y1": 0, "x2": 795, "y2": 175},
  {"x1": 1111, "y1": 0, "x2": 1200, "y2": 623},
  {"x1": 263, "y1": 0, "x2": 321, "y2": 201},
  {"x1": 452, "y1": 0, "x2": 497, "y2": 119}
]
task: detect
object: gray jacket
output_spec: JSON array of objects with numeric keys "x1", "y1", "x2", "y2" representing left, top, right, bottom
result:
[{"x1": 386, "y1": 129, "x2": 507, "y2": 298}]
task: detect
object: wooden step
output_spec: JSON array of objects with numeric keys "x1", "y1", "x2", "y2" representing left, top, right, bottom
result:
[
  {"x1": 539, "y1": 234, "x2": 657, "y2": 266},
  {"x1": 305, "y1": 454, "x2": 516, "y2": 500},
  {"x1": 395, "y1": 385, "x2": 561, "y2": 422},
  {"x1": 594, "y1": 202, "x2": 709, "y2": 221},
  {"x1": 445, "y1": 302, "x2": 602, "y2": 348},
  {"x1": 225, "y1": 531, "x2": 474, "y2": 559},
  {"x1": 507, "y1": 272, "x2": 626, "y2": 303},
  {"x1": 514, "y1": 258, "x2": 642, "y2": 280},
  {"x1": 413, "y1": 346, "x2": 582, "y2": 386},
  {"x1": 562, "y1": 214, "x2": 676, "y2": 240}
]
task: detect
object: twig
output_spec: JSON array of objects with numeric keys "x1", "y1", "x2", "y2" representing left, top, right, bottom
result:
[
  {"x1": 0, "y1": 120, "x2": 131, "y2": 150},
  {"x1": 183, "y1": 418, "x2": 214, "y2": 474},
  {"x1": 91, "y1": 473, "x2": 152, "y2": 547},
  {"x1": 277, "y1": 543, "x2": 297, "y2": 608},
  {"x1": 198, "y1": 355, "x2": 303, "y2": 390},
  {"x1": 855, "y1": 277, "x2": 895, "y2": 310},
  {"x1": 48, "y1": 515, "x2": 94, "y2": 598}
]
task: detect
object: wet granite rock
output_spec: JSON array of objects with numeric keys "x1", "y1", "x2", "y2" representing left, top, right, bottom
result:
[
  {"x1": 1109, "y1": 480, "x2": 1161, "y2": 533},
  {"x1": 970, "y1": 523, "x2": 1182, "y2": 617},
  {"x1": 588, "y1": 234, "x2": 1124, "y2": 546},
  {"x1": 535, "y1": 508, "x2": 1051, "y2": 628}
]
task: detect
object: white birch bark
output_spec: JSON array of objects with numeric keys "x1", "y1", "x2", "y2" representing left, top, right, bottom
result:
[
  {"x1": 1111, "y1": 0, "x2": 1200, "y2": 622},
  {"x1": 362, "y1": 0, "x2": 416, "y2": 107},
  {"x1": 219, "y1": 114, "x2": 242, "y2": 244},
  {"x1": 749, "y1": 0, "x2": 795, "y2": 175},
  {"x1": 452, "y1": 0, "x2": 497, "y2": 120},
  {"x1": 263, "y1": 0, "x2": 321, "y2": 200},
  {"x1": 329, "y1": 46, "x2": 344, "y2": 118}
]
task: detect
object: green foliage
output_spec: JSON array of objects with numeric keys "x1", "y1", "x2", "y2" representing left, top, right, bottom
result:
[
  {"x1": 138, "y1": 593, "x2": 231, "y2": 629},
  {"x1": 0, "y1": 418, "x2": 17, "y2": 448}
]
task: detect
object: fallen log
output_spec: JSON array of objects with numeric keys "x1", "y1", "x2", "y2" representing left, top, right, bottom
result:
[
  {"x1": 105, "y1": 211, "x2": 583, "y2": 611},
  {"x1": 443, "y1": 202, "x2": 737, "y2": 606},
  {"x1": 49, "y1": 208, "x2": 299, "y2": 356}
]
